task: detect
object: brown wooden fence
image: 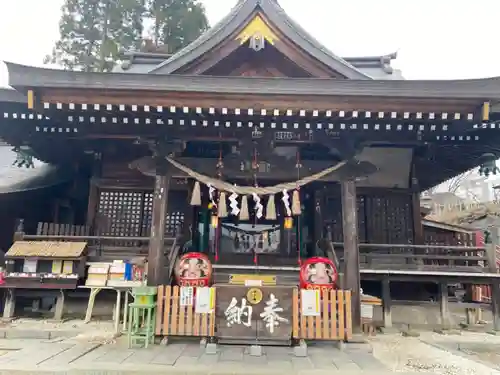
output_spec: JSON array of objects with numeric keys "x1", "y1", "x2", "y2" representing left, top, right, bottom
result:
[
  {"x1": 292, "y1": 289, "x2": 352, "y2": 341},
  {"x1": 156, "y1": 285, "x2": 216, "y2": 337}
]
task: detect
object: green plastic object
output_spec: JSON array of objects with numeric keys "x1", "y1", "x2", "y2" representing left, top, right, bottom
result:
[
  {"x1": 127, "y1": 302, "x2": 156, "y2": 348},
  {"x1": 132, "y1": 286, "x2": 157, "y2": 306}
]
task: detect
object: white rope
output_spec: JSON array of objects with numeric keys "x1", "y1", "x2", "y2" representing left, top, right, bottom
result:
[{"x1": 166, "y1": 157, "x2": 347, "y2": 196}]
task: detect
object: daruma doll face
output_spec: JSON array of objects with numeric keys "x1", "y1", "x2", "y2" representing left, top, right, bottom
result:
[
  {"x1": 175, "y1": 252, "x2": 212, "y2": 287},
  {"x1": 300, "y1": 257, "x2": 337, "y2": 290}
]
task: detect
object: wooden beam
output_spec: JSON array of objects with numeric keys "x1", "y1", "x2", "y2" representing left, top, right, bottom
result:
[
  {"x1": 27, "y1": 90, "x2": 35, "y2": 110},
  {"x1": 482, "y1": 101, "x2": 490, "y2": 121},
  {"x1": 341, "y1": 179, "x2": 361, "y2": 331},
  {"x1": 147, "y1": 174, "x2": 170, "y2": 286},
  {"x1": 40, "y1": 89, "x2": 482, "y2": 114}
]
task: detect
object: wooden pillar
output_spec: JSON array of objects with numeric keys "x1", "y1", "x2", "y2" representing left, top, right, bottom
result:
[
  {"x1": 147, "y1": 174, "x2": 170, "y2": 286},
  {"x1": 341, "y1": 180, "x2": 361, "y2": 330},
  {"x1": 381, "y1": 278, "x2": 392, "y2": 328},
  {"x1": 86, "y1": 154, "x2": 101, "y2": 231},
  {"x1": 487, "y1": 227, "x2": 500, "y2": 331},
  {"x1": 313, "y1": 186, "x2": 323, "y2": 255},
  {"x1": 438, "y1": 281, "x2": 450, "y2": 329},
  {"x1": 411, "y1": 173, "x2": 424, "y2": 245}
]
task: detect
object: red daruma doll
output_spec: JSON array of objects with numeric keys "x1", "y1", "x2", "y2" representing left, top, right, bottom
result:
[
  {"x1": 175, "y1": 252, "x2": 212, "y2": 287},
  {"x1": 299, "y1": 257, "x2": 337, "y2": 291}
]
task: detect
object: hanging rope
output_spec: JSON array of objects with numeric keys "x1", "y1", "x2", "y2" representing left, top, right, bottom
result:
[{"x1": 166, "y1": 157, "x2": 348, "y2": 195}]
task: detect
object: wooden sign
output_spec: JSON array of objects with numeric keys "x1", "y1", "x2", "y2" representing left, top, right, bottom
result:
[{"x1": 216, "y1": 285, "x2": 294, "y2": 344}]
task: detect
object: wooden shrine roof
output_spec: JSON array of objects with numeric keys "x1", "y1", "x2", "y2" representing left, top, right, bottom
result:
[
  {"x1": 6, "y1": 62, "x2": 500, "y2": 100},
  {"x1": 149, "y1": 0, "x2": 369, "y2": 78},
  {"x1": 6, "y1": 241, "x2": 87, "y2": 258}
]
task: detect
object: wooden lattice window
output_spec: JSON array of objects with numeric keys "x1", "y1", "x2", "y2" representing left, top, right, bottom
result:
[
  {"x1": 96, "y1": 190, "x2": 186, "y2": 238},
  {"x1": 97, "y1": 191, "x2": 143, "y2": 237},
  {"x1": 142, "y1": 192, "x2": 153, "y2": 236},
  {"x1": 166, "y1": 211, "x2": 184, "y2": 236}
]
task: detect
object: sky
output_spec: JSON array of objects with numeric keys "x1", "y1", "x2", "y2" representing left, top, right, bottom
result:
[{"x1": 1, "y1": 0, "x2": 500, "y2": 86}]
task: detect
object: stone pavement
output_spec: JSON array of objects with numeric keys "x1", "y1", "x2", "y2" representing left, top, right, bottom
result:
[{"x1": 0, "y1": 337, "x2": 423, "y2": 374}]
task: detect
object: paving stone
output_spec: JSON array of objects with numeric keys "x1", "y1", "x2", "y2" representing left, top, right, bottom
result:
[
  {"x1": 5, "y1": 330, "x2": 50, "y2": 340},
  {"x1": 174, "y1": 355, "x2": 200, "y2": 366},
  {"x1": 94, "y1": 347, "x2": 134, "y2": 363},
  {"x1": 266, "y1": 359, "x2": 293, "y2": 370},
  {"x1": 37, "y1": 343, "x2": 100, "y2": 366},
  {"x1": 243, "y1": 354, "x2": 267, "y2": 365},
  {"x1": 149, "y1": 345, "x2": 185, "y2": 366},
  {"x1": 182, "y1": 343, "x2": 204, "y2": 357},
  {"x1": 8, "y1": 344, "x2": 73, "y2": 366},
  {"x1": 70, "y1": 344, "x2": 113, "y2": 364},
  {"x1": 198, "y1": 353, "x2": 220, "y2": 364},
  {"x1": 348, "y1": 352, "x2": 387, "y2": 370},
  {"x1": 123, "y1": 347, "x2": 163, "y2": 364},
  {"x1": 331, "y1": 360, "x2": 361, "y2": 371},
  {"x1": 291, "y1": 356, "x2": 314, "y2": 370},
  {"x1": 219, "y1": 347, "x2": 244, "y2": 362}
]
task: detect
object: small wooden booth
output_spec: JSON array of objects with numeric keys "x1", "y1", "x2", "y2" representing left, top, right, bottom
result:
[{"x1": 2, "y1": 240, "x2": 87, "y2": 320}]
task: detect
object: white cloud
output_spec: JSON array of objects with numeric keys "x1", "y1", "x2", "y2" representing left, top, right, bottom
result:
[{"x1": 1, "y1": 0, "x2": 499, "y2": 86}]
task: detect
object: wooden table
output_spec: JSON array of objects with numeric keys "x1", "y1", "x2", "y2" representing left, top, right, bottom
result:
[{"x1": 78, "y1": 285, "x2": 137, "y2": 334}]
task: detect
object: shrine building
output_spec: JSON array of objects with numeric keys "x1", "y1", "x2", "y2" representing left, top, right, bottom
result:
[{"x1": 1, "y1": 0, "x2": 500, "y2": 333}]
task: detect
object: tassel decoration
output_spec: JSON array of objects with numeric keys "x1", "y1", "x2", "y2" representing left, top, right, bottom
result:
[
  {"x1": 190, "y1": 181, "x2": 201, "y2": 206},
  {"x1": 265, "y1": 194, "x2": 277, "y2": 220},
  {"x1": 240, "y1": 195, "x2": 249, "y2": 221},
  {"x1": 218, "y1": 192, "x2": 228, "y2": 218},
  {"x1": 292, "y1": 189, "x2": 301, "y2": 216}
]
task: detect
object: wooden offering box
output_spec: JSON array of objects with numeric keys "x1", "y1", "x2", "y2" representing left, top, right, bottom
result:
[{"x1": 4, "y1": 241, "x2": 87, "y2": 289}]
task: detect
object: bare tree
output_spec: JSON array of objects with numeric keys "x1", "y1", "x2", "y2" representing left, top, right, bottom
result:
[{"x1": 446, "y1": 170, "x2": 476, "y2": 194}]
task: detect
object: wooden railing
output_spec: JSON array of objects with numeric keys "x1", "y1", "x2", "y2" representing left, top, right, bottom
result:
[
  {"x1": 331, "y1": 242, "x2": 488, "y2": 272},
  {"x1": 15, "y1": 221, "x2": 178, "y2": 262},
  {"x1": 155, "y1": 286, "x2": 216, "y2": 337},
  {"x1": 292, "y1": 289, "x2": 352, "y2": 341}
]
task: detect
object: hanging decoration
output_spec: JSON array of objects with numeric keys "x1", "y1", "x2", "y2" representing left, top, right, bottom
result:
[
  {"x1": 229, "y1": 192, "x2": 240, "y2": 216},
  {"x1": 168, "y1": 156, "x2": 347, "y2": 196},
  {"x1": 282, "y1": 189, "x2": 291, "y2": 216},
  {"x1": 292, "y1": 190, "x2": 301, "y2": 216},
  {"x1": 217, "y1": 192, "x2": 228, "y2": 218},
  {"x1": 190, "y1": 181, "x2": 201, "y2": 206},
  {"x1": 253, "y1": 193, "x2": 264, "y2": 219},
  {"x1": 265, "y1": 194, "x2": 277, "y2": 220},
  {"x1": 240, "y1": 195, "x2": 250, "y2": 220},
  {"x1": 208, "y1": 184, "x2": 217, "y2": 208}
]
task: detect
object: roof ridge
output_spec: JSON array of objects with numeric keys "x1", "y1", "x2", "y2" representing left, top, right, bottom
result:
[{"x1": 149, "y1": 0, "x2": 370, "y2": 79}]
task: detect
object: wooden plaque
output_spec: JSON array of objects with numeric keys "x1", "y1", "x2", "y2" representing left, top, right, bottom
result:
[{"x1": 215, "y1": 285, "x2": 294, "y2": 343}]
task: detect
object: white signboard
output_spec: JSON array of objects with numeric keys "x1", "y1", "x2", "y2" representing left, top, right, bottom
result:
[
  {"x1": 23, "y1": 259, "x2": 37, "y2": 273},
  {"x1": 180, "y1": 286, "x2": 194, "y2": 307},
  {"x1": 301, "y1": 289, "x2": 320, "y2": 316},
  {"x1": 361, "y1": 304, "x2": 374, "y2": 319},
  {"x1": 195, "y1": 287, "x2": 214, "y2": 313}
]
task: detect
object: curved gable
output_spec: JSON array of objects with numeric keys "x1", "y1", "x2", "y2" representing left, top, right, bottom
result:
[{"x1": 150, "y1": 0, "x2": 370, "y2": 79}]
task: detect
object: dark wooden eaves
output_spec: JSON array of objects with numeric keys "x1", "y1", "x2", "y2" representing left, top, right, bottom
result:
[{"x1": 7, "y1": 62, "x2": 500, "y2": 100}]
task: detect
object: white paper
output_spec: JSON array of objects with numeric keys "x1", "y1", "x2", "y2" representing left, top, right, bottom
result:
[
  {"x1": 361, "y1": 304, "x2": 374, "y2": 319},
  {"x1": 244, "y1": 279, "x2": 262, "y2": 286},
  {"x1": 195, "y1": 287, "x2": 213, "y2": 313},
  {"x1": 301, "y1": 289, "x2": 320, "y2": 316},
  {"x1": 180, "y1": 286, "x2": 194, "y2": 306},
  {"x1": 23, "y1": 259, "x2": 37, "y2": 273}
]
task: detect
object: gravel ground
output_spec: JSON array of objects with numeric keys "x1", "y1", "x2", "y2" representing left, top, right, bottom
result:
[{"x1": 370, "y1": 332, "x2": 500, "y2": 375}]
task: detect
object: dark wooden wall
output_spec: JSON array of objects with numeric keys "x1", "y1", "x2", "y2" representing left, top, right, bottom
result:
[
  {"x1": 423, "y1": 225, "x2": 475, "y2": 246},
  {"x1": 322, "y1": 185, "x2": 415, "y2": 244}
]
